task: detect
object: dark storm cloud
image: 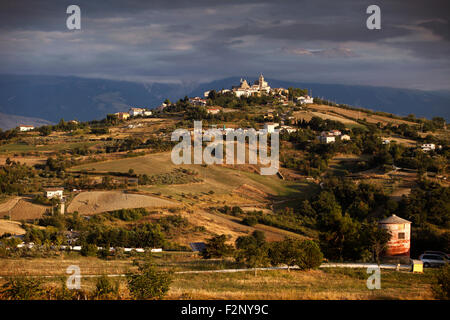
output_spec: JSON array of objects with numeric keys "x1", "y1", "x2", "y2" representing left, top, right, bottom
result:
[
  {"x1": 419, "y1": 19, "x2": 450, "y2": 41},
  {"x1": 0, "y1": 0, "x2": 449, "y2": 89},
  {"x1": 214, "y1": 21, "x2": 411, "y2": 42}
]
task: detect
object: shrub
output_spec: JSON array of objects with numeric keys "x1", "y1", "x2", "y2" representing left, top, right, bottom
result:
[
  {"x1": 80, "y1": 243, "x2": 98, "y2": 257},
  {"x1": 0, "y1": 277, "x2": 44, "y2": 300},
  {"x1": 296, "y1": 240, "x2": 324, "y2": 270},
  {"x1": 127, "y1": 262, "x2": 172, "y2": 300},
  {"x1": 242, "y1": 216, "x2": 258, "y2": 226},
  {"x1": 94, "y1": 275, "x2": 119, "y2": 300},
  {"x1": 433, "y1": 264, "x2": 450, "y2": 300}
]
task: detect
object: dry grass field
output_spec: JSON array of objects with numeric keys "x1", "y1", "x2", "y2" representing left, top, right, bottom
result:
[
  {"x1": 293, "y1": 110, "x2": 360, "y2": 126},
  {"x1": 168, "y1": 268, "x2": 435, "y2": 300},
  {"x1": 0, "y1": 255, "x2": 437, "y2": 300},
  {"x1": 0, "y1": 220, "x2": 26, "y2": 236},
  {"x1": 67, "y1": 191, "x2": 177, "y2": 215},
  {"x1": 308, "y1": 104, "x2": 418, "y2": 126},
  {"x1": 0, "y1": 198, "x2": 49, "y2": 220},
  {"x1": 70, "y1": 151, "x2": 313, "y2": 200},
  {"x1": 0, "y1": 156, "x2": 46, "y2": 166}
]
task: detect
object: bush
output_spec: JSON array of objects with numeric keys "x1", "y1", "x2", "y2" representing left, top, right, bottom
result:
[
  {"x1": 242, "y1": 216, "x2": 258, "y2": 226},
  {"x1": 127, "y1": 262, "x2": 172, "y2": 300},
  {"x1": 433, "y1": 264, "x2": 450, "y2": 300},
  {"x1": 80, "y1": 243, "x2": 98, "y2": 257},
  {"x1": 296, "y1": 240, "x2": 324, "y2": 270},
  {"x1": 107, "y1": 208, "x2": 148, "y2": 221},
  {"x1": 94, "y1": 275, "x2": 119, "y2": 300},
  {"x1": 0, "y1": 277, "x2": 44, "y2": 300}
]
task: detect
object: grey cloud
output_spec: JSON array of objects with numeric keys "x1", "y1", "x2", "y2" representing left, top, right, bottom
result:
[
  {"x1": 0, "y1": 0, "x2": 449, "y2": 90},
  {"x1": 419, "y1": 19, "x2": 450, "y2": 41}
]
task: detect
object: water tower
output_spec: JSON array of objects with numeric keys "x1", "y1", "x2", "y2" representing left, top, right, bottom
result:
[{"x1": 378, "y1": 214, "x2": 411, "y2": 257}]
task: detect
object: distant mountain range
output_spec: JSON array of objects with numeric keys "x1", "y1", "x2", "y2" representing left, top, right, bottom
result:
[
  {"x1": 0, "y1": 74, "x2": 449, "y2": 129},
  {"x1": 0, "y1": 112, "x2": 53, "y2": 130}
]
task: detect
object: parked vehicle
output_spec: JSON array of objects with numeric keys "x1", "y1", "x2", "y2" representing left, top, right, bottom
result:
[
  {"x1": 419, "y1": 253, "x2": 449, "y2": 268},
  {"x1": 423, "y1": 251, "x2": 450, "y2": 259}
]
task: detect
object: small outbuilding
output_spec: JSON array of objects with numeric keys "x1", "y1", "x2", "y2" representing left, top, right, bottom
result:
[
  {"x1": 378, "y1": 214, "x2": 411, "y2": 257},
  {"x1": 45, "y1": 188, "x2": 64, "y2": 200}
]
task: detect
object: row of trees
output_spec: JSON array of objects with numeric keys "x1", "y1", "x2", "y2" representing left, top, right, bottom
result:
[{"x1": 201, "y1": 232, "x2": 323, "y2": 273}]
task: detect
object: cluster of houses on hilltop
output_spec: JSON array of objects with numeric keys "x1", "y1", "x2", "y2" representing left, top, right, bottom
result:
[
  {"x1": 202, "y1": 74, "x2": 314, "y2": 104},
  {"x1": 317, "y1": 130, "x2": 351, "y2": 144},
  {"x1": 187, "y1": 122, "x2": 298, "y2": 136}
]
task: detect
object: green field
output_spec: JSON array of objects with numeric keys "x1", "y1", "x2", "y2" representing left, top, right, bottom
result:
[{"x1": 0, "y1": 141, "x2": 99, "y2": 154}]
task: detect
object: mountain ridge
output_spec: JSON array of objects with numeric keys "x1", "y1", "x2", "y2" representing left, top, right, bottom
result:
[{"x1": 0, "y1": 74, "x2": 448, "y2": 130}]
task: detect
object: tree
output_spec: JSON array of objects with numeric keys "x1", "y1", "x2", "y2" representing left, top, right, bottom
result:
[
  {"x1": 241, "y1": 216, "x2": 258, "y2": 226},
  {"x1": 235, "y1": 231, "x2": 269, "y2": 275},
  {"x1": 296, "y1": 240, "x2": 324, "y2": 270},
  {"x1": 269, "y1": 238, "x2": 323, "y2": 271},
  {"x1": 80, "y1": 243, "x2": 98, "y2": 257},
  {"x1": 363, "y1": 223, "x2": 391, "y2": 264},
  {"x1": 201, "y1": 234, "x2": 234, "y2": 259},
  {"x1": 208, "y1": 90, "x2": 217, "y2": 100},
  {"x1": 38, "y1": 125, "x2": 52, "y2": 136},
  {"x1": 127, "y1": 261, "x2": 172, "y2": 300}
]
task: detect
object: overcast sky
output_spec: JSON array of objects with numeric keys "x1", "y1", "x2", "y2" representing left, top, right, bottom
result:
[{"x1": 0, "y1": 0, "x2": 449, "y2": 90}]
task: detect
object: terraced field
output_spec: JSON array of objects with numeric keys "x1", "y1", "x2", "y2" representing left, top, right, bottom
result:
[
  {"x1": 67, "y1": 191, "x2": 177, "y2": 215},
  {"x1": 0, "y1": 198, "x2": 49, "y2": 220}
]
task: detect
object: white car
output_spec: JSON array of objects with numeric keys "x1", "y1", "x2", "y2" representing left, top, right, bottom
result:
[{"x1": 419, "y1": 253, "x2": 449, "y2": 268}]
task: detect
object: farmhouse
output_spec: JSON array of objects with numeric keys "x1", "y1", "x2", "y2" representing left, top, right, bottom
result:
[
  {"x1": 280, "y1": 125, "x2": 297, "y2": 133},
  {"x1": 19, "y1": 125, "x2": 34, "y2": 132},
  {"x1": 318, "y1": 135, "x2": 335, "y2": 144},
  {"x1": 264, "y1": 122, "x2": 279, "y2": 133},
  {"x1": 328, "y1": 130, "x2": 342, "y2": 136},
  {"x1": 207, "y1": 107, "x2": 221, "y2": 115},
  {"x1": 45, "y1": 188, "x2": 64, "y2": 199},
  {"x1": 421, "y1": 143, "x2": 435, "y2": 152},
  {"x1": 296, "y1": 95, "x2": 314, "y2": 104},
  {"x1": 114, "y1": 112, "x2": 130, "y2": 120},
  {"x1": 189, "y1": 97, "x2": 207, "y2": 106},
  {"x1": 378, "y1": 214, "x2": 411, "y2": 257},
  {"x1": 340, "y1": 134, "x2": 351, "y2": 141},
  {"x1": 128, "y1": 107, "x2": 152, "y2": 117}
]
